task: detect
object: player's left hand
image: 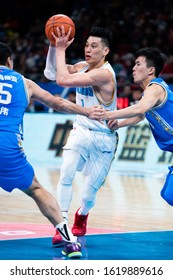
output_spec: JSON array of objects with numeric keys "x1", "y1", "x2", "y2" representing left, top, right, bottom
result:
[
  {"x1": 88, "y1": 105, "x2": 106, "y2": 120},
  {"x1": 52, "y1": 25, "x2": 74, "y2": 49}
]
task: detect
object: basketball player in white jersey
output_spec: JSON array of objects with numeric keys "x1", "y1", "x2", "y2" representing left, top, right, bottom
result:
[{"x1": 44, "y1": 26, "x2": 118, "y2": 245}]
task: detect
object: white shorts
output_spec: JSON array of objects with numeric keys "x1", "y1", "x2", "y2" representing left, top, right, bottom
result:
[{"x1": 63, "y1": 124, "x2": 118, "y2": 190}]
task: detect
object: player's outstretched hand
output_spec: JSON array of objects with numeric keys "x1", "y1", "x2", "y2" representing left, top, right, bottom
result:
[
  {"x1": 107, "y1": 119, "x2": 119, "y2": 130},
  {"x1": 88, "y1": 105, "x2": 107, "y2": 120}
]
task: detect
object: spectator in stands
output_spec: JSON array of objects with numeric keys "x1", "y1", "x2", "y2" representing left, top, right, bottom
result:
[
  {"x1": 2, "y1": 0, "x2": 173, "y2": 111},
  {"x1": 160, "y1": 54, "x2": 173, "y2": 83},
  {"x1": 129, "y1": 84, "x2": 142, "y2": 106}
]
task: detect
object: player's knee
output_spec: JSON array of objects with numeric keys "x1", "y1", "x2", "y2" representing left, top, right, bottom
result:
[
  {"x1": 59, "y1": 167, "x2": 76, "y2": 184},
  {"x1": 25, "y1": 177, "x2": 43, "y2": 198}
]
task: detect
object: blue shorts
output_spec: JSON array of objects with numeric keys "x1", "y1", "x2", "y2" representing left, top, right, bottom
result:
[
  {"x1": 0, "y1": 131, "x2": 34, "y2": 192},
  {"x1": 160, "y1": 165, "x2": 173, "y2": 206}
]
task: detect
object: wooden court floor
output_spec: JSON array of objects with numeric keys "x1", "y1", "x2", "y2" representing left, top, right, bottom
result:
[
  {"x1": 0, "y1": 166, "x2": 173, "y2": 233},
  {"x1": 1, "y1": 166, "x2": 173, "y2": 261}
]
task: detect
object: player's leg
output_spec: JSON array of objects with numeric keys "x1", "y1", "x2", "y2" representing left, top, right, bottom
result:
[
  {"x1": 23, "y1": 175, "x2": 65, "y2": 226},
  {"x1": 57, "y1": 125, "x2": 87, "y2": 221},
  {"x1": 72, "y1": 153, "x2": 111, "y2": 236},
  {"x1": 53, "y1": 149, "x2": 86, "y2": 245},
  {"x1": 57, "y1": 149, "x2": 85, "y2": 218},
  {"x1": 23, "y1": 175, "x2": 82, "y2": 258},
  {"x1": 0, "y1": 132, "x2": 81, "y2": 257},
  {"x1": 72, "y1": 132, "x2": 118, "y2": 236},
  {"x1": 72, "y1": 185, "x2": 97, "y2": 236}
]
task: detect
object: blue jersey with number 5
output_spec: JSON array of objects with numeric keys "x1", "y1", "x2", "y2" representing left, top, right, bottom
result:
[{"x1": 0, "y1": 66, "x2": 29, "y2": 138}]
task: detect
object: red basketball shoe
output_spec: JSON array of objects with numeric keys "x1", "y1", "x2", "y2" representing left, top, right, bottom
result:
[
  {"x1": 72, "y1": 208, "x2": 89, "y2": 236},
  {"x1": 52, "y1": 230, "x2": 63, "y2": 246}
]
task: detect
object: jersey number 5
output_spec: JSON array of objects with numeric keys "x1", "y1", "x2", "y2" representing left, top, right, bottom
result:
[{"x1": 0, "y1": 83, "x2": 12, "y2": 104}]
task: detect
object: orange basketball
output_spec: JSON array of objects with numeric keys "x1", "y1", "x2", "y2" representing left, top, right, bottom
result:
[{"x1": 45, "y1": 14, "x2": 75, "y2": 44}]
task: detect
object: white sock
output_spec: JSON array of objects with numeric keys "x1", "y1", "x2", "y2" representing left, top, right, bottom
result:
[
  {"x1": 44, "y1": 45, "x2": 56, "y2": 81},
  {"x1": 56, "y1": 222, "x2": 77, "y2": 243},
  {"x1": 78, "y1": 208, "x2": 88, "y2": 216}
]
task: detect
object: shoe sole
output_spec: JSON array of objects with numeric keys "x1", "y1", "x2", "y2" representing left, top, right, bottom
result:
[{"x1": 62, "y1": 250, "x2": 82, "y2": 258}]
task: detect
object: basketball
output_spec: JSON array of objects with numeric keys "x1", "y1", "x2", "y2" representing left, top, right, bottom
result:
[{"x1": 45, "y1": 14, "x2": 75, "y2": 44}]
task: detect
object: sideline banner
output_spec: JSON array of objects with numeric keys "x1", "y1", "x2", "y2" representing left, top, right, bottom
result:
[{"x1": 23, "y1": 113, "x2": 173, "y2": 175}]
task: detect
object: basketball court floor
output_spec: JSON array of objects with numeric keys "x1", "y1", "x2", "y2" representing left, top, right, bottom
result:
[{"x1": 0, "y1": 166, "x2": 173, "y2": 261}]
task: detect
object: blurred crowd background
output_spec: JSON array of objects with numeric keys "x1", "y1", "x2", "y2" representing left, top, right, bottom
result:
[{"x1": 1, "y1": 0, "x2": 173, "y2": 112}]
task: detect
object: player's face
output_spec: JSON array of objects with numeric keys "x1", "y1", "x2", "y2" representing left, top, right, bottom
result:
[
  {"x1": 84, "y1": 36, "x2": 108, "y2": 64},
  {"x1": 132, "y1": 56, "x2": 151, "y2": 84}
]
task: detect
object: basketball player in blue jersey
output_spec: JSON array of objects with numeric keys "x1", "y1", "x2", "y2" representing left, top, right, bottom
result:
[
  {"x1": 44, "y1": 26, "x2": 118, "y2": 245},
  {"x1": 94, "y1": 47, "x2": 173, "y2": 207},
  {"x1": 0, "y1": 42, "x2": 101, "y2": 258}
]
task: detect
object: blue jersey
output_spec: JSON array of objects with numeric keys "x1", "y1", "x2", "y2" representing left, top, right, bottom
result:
[
  {"x1": 0, "y1": 66, "x2": 34, "y2": 192},
  {"x1": 0, "y1": 66, "x2": 29, "y2": 137},
  {"x1": 145, "y1": 77, "x2": 173, "y2": 152}
]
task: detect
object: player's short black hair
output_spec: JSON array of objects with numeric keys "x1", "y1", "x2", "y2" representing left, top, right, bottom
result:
[
  {"x1": 135, "y1": 47, "x2": 167, "y2": 77},
  {"x1": 0, "y1": 42, "x2": 12, "y2": 65},
  {"x1": 88, "y1": 27, "x2": 113, "y2": 48}
]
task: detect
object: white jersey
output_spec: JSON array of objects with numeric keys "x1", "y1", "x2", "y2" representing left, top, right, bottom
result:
[
  {"x1": 62, "y1": 61, "x2": 118, "y2": 193},
  {"x1": 74, "y1": 61, "x2": 117, "y2": 133}
]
